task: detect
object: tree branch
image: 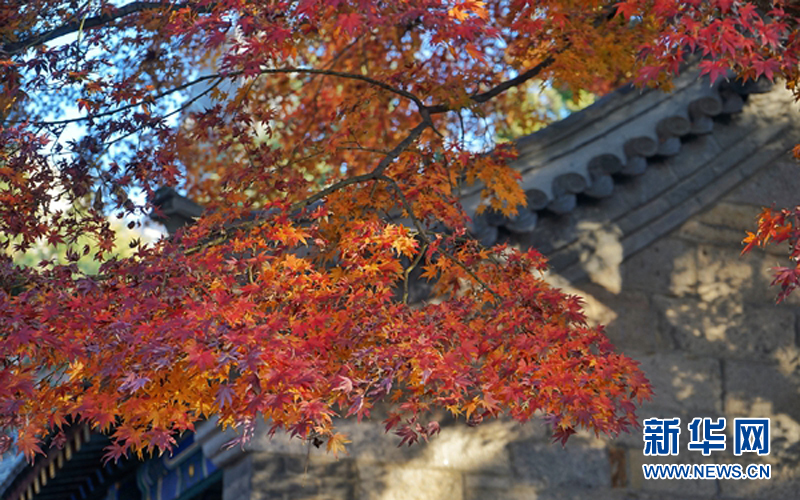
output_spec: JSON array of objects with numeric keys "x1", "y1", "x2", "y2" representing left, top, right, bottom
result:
[
  {"x1": 257, "y1": 68, "x2": 427, "y2": 112},
  {"x1": 402, "y1": 241, "x2": 427, "y2": 305},
  {"x1": 4, "y1": 68, "x2": 426, "y2": 126},
  {"x1": 370, "y1": 120, "x2": 430, "y2": 176},
  {"x1": 291, "y1": 120, "x2": 429, "y2": 211},
  {"x1": 3, "y1": 2, "x2": 212, "y2": 55},
  {"x1": 186, "y1": 120, "x2": 431, "y2": 255},
  {"x1": 424, "y1": 56, "x2": 556, "y2": 115},
  {"x1": 3, "y1": 72, "x2": 222, "y2": 125}
]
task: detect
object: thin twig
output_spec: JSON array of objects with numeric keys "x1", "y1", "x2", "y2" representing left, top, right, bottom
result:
[
  {"x1": 4, "y1": 73, "x2": 223, "y2": 125},
  {"x1": 338, "y1": 146, "x2": 391, "y2": 155},
  {"x1": 4, "y1": 67, "x2": 427, "y2": 126},
  {"x1": 285, "y1": 37, "x2": 362, "y2": 165},
  {"x1": 376, "y1": 174, "x2": 502, "y2": 303},
  {"x1": 54, "y1": 76, "x2": 225, "y2": 160}
]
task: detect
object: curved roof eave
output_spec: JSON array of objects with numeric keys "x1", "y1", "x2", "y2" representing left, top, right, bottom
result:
[{"x1": 463, "y1": 69, "x2": 782, "y2": 254}]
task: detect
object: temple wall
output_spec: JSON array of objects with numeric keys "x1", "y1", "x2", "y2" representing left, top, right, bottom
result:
[{"x1": 571, "y1": 156, "x2": 800, "y2": 500}]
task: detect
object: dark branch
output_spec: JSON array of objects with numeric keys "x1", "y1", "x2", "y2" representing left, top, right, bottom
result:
[
  {"x1": 2, "y1": 72, "x2": 221, "y2": 125},
  {"x1": 186, "y1": 119, "x2": 432, "y2": 255},
  {"x1": 424, "y1": 56, "x2": 556, "y2": 114},
  {"x1": 255, "y1": 68, "x2": 426, "y2": 112},
  {"x1": 371, "y1": 120, "x2": 430, "y2": 176},
  {"x1": 2, "y1": 1, "x2": 212, "y2": 55},
  {"x1": 292, "y1": 120, "x2": 430, "y2": 212}
]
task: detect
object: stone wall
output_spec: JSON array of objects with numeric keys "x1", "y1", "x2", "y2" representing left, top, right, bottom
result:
[{"x1": 584, "y1": 156, "x2": 800, "y2": 500}]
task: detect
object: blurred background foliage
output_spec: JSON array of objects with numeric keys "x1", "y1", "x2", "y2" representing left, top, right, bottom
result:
[
  {"x1": 496, "y1": 82, "x2": 595, "y2": 142},
  {"x1": 7, "y1": 215, "x2": 160, "y2": 275}
]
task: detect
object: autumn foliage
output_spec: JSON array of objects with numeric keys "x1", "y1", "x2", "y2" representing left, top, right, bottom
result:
[
  {"x1": 742, "y1": 205, "x2": 800, "y2": 303},
  {"x1": 0, "y1": 0, "x2": 798, "y2": 462}
]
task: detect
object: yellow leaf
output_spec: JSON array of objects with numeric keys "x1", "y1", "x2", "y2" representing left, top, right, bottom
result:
[{"x1": 327, "y1": 432, "x2": 351, "y2": 457}]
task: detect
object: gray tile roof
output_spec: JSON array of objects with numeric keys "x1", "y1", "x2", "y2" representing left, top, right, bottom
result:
[
  {"x1": 463, "y1": 69, "x2": 776, "y2": 248},
  {"x1": 477, "y1": 72, "x2": 800, "y2": 290}
]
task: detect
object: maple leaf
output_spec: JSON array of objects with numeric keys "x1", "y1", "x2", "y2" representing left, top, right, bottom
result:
[
  {"x1": 215, "y1": 384, "x2": 235, "y2": 409},
  {"x1": 464, "y1": 43, "x2": 486, "y2": 62},
  {"x1": 187, "y1": 344, "x2": 217, "y2": 371},
  {"x1": 326, "y1": 432, "x2": 351, "y2": 457},
  {"x1": 395, "y1": 422, "x2": 420, "y2": 447},
  {"x1": 615, "y1": 1, "x2": 639, "y2": 19},
  {"x1": 118, "y1": 372, "x2": 150, "y2": 393},
  {"x1": 337, "y1": 13, "x2": 361, "y2": 37},
  {"x1": 752, "y1": 57, "x2": 780, "y2": 81},
  {"x1": 334, "y1": 375, "x2": 354, "y2": 394},
  {"x1": 103, "y1": 441, "x2": 129, "y2": 465},
  {"x1": 699, "y1": 59, "x2": 729, "y2": 84},
  {"x1": 388, "y1": 228, "x2": 418, "y2": 257},
  {"x1": 551, "y1": 425, "x2": 577, "y2": 446},
  {"x1": 17, "y1": 431, "x2": 44, "y2": 461}
]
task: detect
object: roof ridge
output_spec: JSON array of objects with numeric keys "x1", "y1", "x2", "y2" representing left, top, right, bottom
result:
[{"x1": 464, "y1": 70, "x2": 774, "y2": 247}]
